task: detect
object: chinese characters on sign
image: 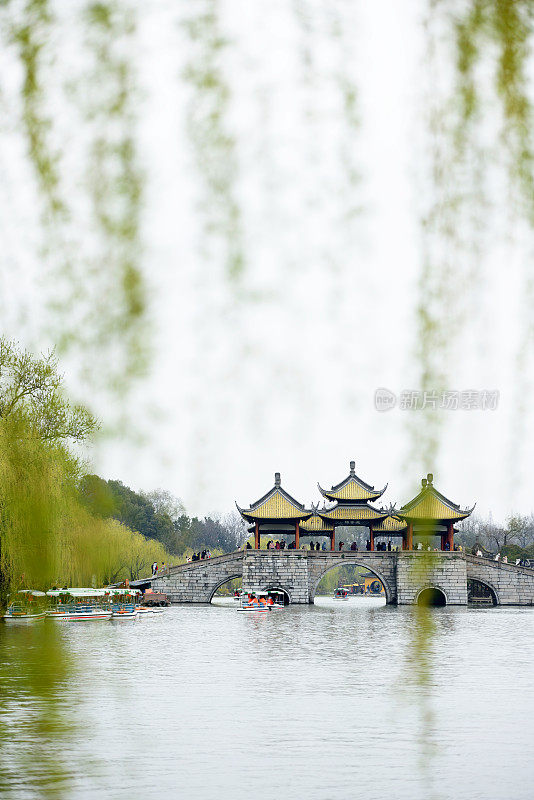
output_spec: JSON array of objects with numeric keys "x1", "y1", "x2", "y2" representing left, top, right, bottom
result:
[{"x1": 374, "y1": 388, "x2": 499, "y2": 412}]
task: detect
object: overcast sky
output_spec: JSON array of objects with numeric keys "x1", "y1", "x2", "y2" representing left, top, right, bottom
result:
[{"x1": 1, "y1": 0, "x2": 533, "y2": 524}]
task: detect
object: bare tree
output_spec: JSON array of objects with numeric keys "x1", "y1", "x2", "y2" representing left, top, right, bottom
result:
[
  {"x1": 507, "y1": 514, "x2": 534, "y2": 549},
  {"x1": 219, "y1": 510, "x2": 248, "y2": 550},
  {"x1": 0, "y1": 337, "x2": 97, "y2": 441},
  {"x1": 141, "y1": 488, "x2": 185, "y2": 522}
]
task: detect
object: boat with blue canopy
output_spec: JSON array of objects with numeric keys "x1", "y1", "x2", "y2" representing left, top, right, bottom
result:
[
  {"x1": 3, "y1": 590, "x2": 47, "y2": 623},
  {"x1": 46, "y1": 588, "x2": 112, "y2": 621}
]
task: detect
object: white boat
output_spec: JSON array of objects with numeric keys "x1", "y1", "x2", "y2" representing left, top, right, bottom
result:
[
  {"x1": 333, "y1": 588, "x2": 349, "y2": 600},
  {"x1": 111, "y1": 604, "x2": 138, "y2": 619},
  {"x1": 46, "y1": 588, "x2": 112, "y2": 621},
  {"x1": 236, "y1": 590, "x2": 284, "y2": 612},
  {"x1": 135, "y1": 605, "x2": 153, "y2": 615},
  {"x1": 47, "y1": 607, "x2": 112, "y2": 621},
  {"x1": 266, "y1": 589, "x2": 286, "y2": 610},
  {"x1": 110, "y1": 589, "x2": 140, "y2": 619},
  {"x1": 3, "y1": 591, "x2": 47, "y2": 623}
]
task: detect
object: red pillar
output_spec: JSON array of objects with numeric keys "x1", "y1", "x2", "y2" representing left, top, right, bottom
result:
[
  {"x1": 447, "y1": 521, "x2": 454, "y2": 551},
  {"x1": 331, "y1": 529, "x2": 336, "y2": 551},
  {"x1": 440, "y1": 533, "x2": 445, "y2": 551},
  {"x1": 295, "y1": 520, "x2": 300, "y2": 550},
  {"x1": 255, "y1": 521, "x2": 260, "y2": 550},
  {"x1": 407, "y1": 523, "x2": 413, "y2": 551},
  {"x1": 369, "y1": 524, "x2": 375, "y2": 551}
]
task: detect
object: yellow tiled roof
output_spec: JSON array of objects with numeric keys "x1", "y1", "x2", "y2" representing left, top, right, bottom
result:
[
  {"x1": 320, "y1": 477, "x2": 384, "y2": 502},
  {"x1": 373, "y1": 515, "x2": 407, "y2": 533},
  {"x1": 238, "y1": 475, "x2": 311, "y2": 521},
  {"x1": 300, "y1": 514, "x2": 334, "y2": 532},
  {"x1": 399, "y1": 479, "x2": 473, "y2": 522},
  {"x1": 321, "y1": 505, "x2": 387, "y2": 522}
]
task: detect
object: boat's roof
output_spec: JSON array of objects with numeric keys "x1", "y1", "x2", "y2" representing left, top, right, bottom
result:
[
  {"x1": 47, "y1": 588, "x2": 110, "y2": 597},
  {"x1": 17, "y1": 590, "x2": 46, "y2": 596}
]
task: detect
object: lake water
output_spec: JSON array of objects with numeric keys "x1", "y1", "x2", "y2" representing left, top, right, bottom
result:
[{"x1": 1, "y1": 597, "x2": 533, "y2": 800}]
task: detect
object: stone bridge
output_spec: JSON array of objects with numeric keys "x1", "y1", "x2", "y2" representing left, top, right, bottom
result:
[{"x1": 150, "y1": 550, "x2": 534, "y2": 606}]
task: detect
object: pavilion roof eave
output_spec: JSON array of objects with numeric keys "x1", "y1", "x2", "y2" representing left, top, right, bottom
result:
[
  {"x1": 249, "y1": 483, "x2": 306, "y2": 512},
  {"x1": 319, "y1": 503, "x2": 389, "y2": 524},
  {"x1": 318, "y1": 480, "x2": 387, "y2": 503},
  {"x1": 239, "y1": 509, "x2": 312, "y2": 522},
  {"x1": 246, "y1": 522, "x2": 300, "y2": 533},
  {"x1": 236, "y1": 479, "x2": 312, "y2": 521},
  {"x1": 398, "y1": 477, "x2": 475, "y2": 522},
  {"x1": 372, "y1": 513, "x2": 407, "y2": 534},
  {"x1": 300, "y1": 514, "x2": 335, "y2": 533},
  {"x1": 397, "y1": 508, "x2": 474, "y2": 524}
]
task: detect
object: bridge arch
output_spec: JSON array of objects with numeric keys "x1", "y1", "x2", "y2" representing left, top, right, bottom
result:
[
  {"x1": 467, "y1": 577, "x2": 499, "y2": 605},
  {"x1": 416, "y1": 585, "x2": 448, "y2": 606},
  {"x1": 208, "y1": 574, "x2": 243, "y2": 603},
  {"x1": 262, "y1": 585, "x2": 292, "y2": 605},
  {"x1": 310, "y1": 559, "x2": 395, "y2": 604}
]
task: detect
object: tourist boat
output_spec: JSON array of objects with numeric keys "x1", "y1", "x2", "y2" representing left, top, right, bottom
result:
[
  {"x1": 237, "y1": 590, "x2": 283, "y2": 612},
  {"x1": 237, "y1": 597, "x2": 270, "y2": 613},
  {"x1": 135, "y1": 605, "x2": 153, "y2": 615},
  {"x1": 3, "y1": 590, "x2": 47, "y2": 623},
  {"x1": 333, "y1": 588, "x2": 349, "y2": 600},
  {"x1": 46, "y1": 588, "x2": 112, "y2": 621},
  {"x1": 266, "y1": 590, "x2": 285, "y2": 610},
  {"x1": 111, "y1": 603, "x2": 138, "y2": 619},
  {"x1": 111, "y1": 588, "x2": 140, "y2": 619}
]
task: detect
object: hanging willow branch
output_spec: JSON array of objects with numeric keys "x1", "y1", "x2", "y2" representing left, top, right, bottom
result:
[{"x1": 183, "y1": 1, "x2": 245, "y2": 282}]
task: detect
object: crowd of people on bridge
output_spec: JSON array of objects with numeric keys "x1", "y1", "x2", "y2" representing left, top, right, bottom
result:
[
  {"x1": 187, "y1": 550, "x2": 212, "y2": 562},
  {"x1": 473, "y1": 545, "x2": 531, "y2": 567}
]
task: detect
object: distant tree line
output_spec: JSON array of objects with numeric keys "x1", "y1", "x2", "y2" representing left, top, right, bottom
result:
[
  {"x1": 79, "y1": 475, "x2": 248, "y2": 557},
  {"x1": 456, "y1": 514, "x2": 534, "y2": 560},
  {"x1": 0, "y1": 338, "x2": 169, "y2": 605}
]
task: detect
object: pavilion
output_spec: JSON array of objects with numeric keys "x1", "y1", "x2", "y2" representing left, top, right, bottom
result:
[
  {"x1": 397, "y1": 473, "x2": 474, "y2": 550},
  {"x1": 300, "y1": 508, "x2": 335, "y2": 549},
  {"x1": 237, "y1": 464, "x2": 473, "y2": 552},
  {"x1": 372, "y1": 512, "x2": 408, "y2": 549},
  {"x1": 316, "y1": 461, "x2": 388, "y2": 550},
  {"x1": 237, "y1": 472, "x2": 311, "y2": 549}
]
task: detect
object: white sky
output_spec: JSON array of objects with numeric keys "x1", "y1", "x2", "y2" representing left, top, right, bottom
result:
[{"x1": 1, "y1": 0, "x2": 533, "y2": 524}]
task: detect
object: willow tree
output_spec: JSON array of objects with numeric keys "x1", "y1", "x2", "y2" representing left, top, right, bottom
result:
[{"x1": 0, "y1": 337, "x2": 97, "y2": 604}]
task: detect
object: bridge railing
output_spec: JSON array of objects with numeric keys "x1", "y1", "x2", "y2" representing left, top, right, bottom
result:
[
  {"x1": 464, "y1": 553, "x2": 534, "y2": 574},
  {"x1": 152, "y1": 549, "x2": 245, "y2": 579}
]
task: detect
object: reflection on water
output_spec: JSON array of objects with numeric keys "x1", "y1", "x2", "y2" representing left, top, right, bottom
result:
[
  {"x1": 1, "y1": 599, "x2": 534, "y2": 800},
  {"x1": 0, "y1": 622, "x2": 76, "y2": 800}
]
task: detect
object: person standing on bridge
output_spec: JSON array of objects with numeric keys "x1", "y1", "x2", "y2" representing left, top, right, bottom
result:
[{"x1": 152, "y1": 562, "x2": 157, "y2": 576}]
